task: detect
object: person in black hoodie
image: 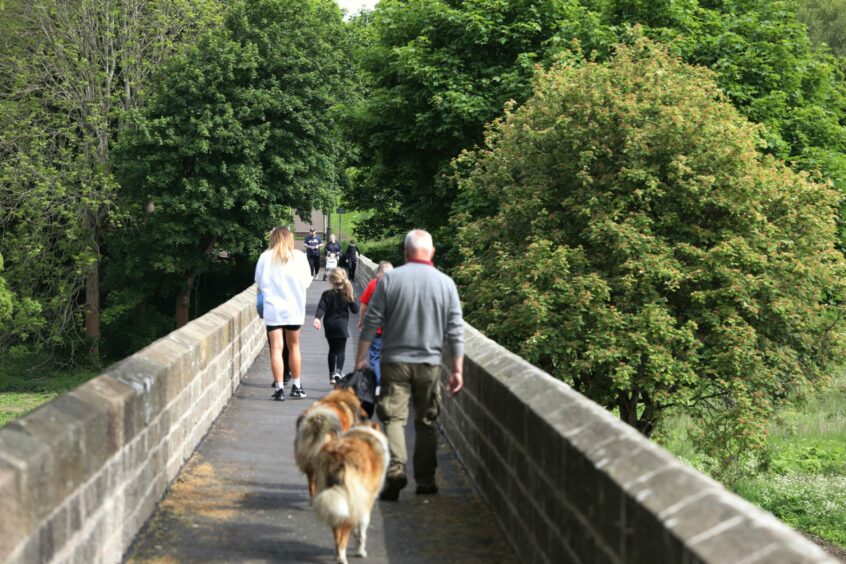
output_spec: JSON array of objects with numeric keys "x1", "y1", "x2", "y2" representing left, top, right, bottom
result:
[
  {"x1": 344, "y1": 240, "x2": 359, "y2": 282},
  {"x1": 313, "y1": 267, "x2": 360, "y2": 384}
]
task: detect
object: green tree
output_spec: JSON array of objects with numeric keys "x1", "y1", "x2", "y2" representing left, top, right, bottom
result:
[
  {"x1": 113, "y1": 0, "x2": 352, "y2": 327},
  {"x1": 452, "y1": 38, "x2": 846, "y2": 473},
  {"x1": 352, "y1": 0, "x2": 846, "y2": 250},
  {"x1": 799, "y1": 0, "x2": 846, "y2": 56},
  {"x1": 346, "y1": 0, "x2": 602, "y2": 239},
  {"x1": 0, "y1": 0, "x2": 222, "y2": 358},
  {"x1": 582, "y1": 0, "x2": 846, "y2": 220},
  {"x1": 0, "y1": 253, "x2": 12, "y2": 323}
]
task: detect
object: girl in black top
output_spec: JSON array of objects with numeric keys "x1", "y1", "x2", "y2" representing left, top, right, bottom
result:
[{"x1": 313, "y1": 267, "x2": 360, "y2": 384}]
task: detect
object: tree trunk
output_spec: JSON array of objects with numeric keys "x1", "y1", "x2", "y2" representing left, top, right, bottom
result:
[
  {"x1": 176, "y1": 286, "x2": 191, "y2": 327},
  {"x1": 85, "y1": 260, "x2": 100, "y2": 358}
]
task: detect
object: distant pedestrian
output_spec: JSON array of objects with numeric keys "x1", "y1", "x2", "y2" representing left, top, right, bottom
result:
[
  {"x1": 313, "y1": 268, "x2": 360, "y2": 385},
  {"x1": 305, "y1": 227, "x2": 323, "y2": 280},
  {"x1": 323, "y1": 234, "x2": 341, "y2": 281},
  {"x1": 357, "y1": 261, "x2": 393, "y2": 388},
  {"x1": 356, "y1": 230, "x2": 464, "y2": 500},
  {"x1": 344, "y1": 240, "x2": 359, "y2": 282},
  {"x1": 255, "y1": 226, "x2": 313, "y2": 400}
]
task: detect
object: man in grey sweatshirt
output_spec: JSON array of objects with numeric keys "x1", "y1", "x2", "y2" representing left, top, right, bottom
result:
[{"x1": 356, "y1": 229, "x2": 464, "y2": 500}]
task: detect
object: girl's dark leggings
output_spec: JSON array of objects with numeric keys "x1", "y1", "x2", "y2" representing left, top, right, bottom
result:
[{"x1": 327, "y1": 337, "x2": 347, "y2": 374}]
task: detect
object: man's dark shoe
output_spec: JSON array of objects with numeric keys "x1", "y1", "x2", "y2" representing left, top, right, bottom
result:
[
  {"x1": 290, "y1": 385, "x2": 307, "y2": 399},
  {"x1": 415, "y1": 483, "x2": 439, "y2": 495},
  {"x1": 271, "y1": 387, "x2": 285, "y2": 401},
  {"x1": 379, "y1": 474, "x2": 407, "y2": 501}
]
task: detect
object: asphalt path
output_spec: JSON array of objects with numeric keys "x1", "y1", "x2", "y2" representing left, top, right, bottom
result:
[{"x1": 125, "y1": 273, "x2": 516, "y2": 563}]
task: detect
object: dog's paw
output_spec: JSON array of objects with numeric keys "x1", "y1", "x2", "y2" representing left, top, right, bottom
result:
[{"x1": 354, "y1": 548, "x2": 367, "y2": 558}]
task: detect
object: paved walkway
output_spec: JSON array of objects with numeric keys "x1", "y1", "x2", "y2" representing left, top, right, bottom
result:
[{"x1": 125, "y1": 276, "x2": 516, "y2": 563}]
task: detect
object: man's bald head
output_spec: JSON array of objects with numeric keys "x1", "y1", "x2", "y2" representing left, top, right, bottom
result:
[{"x1": 404, "y1": 229, "x2": 435, "y2": 261}]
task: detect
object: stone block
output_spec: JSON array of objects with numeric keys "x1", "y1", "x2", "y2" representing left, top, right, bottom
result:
[
  {"x1": 663, "y1": 491, "x2": 750, "y2": 546},
  {"x1": 136, "y1": 337, "x2": 192, "y2": 405},
  {"x1": 624, "y1": 494, "x2": 697, "y2": 564},
  {"x1": 106, "y1": 356, "x2": 169, "y2": 430},
  {"x1": 72, "y1": 375, "x2": 137, "y2": 452},
  {"x1": 0, "y1": 424, "x2": 58, "y2": 531},
  {"x1": 594, "y1": 438, "x2": 672, "y2": 493},
  {"x1": 0, "y1": 458, "x2": 26, "y2": 562}
]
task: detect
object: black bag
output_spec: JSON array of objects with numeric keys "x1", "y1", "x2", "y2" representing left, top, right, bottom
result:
[{"x1": 339, "y1": 368, "x2": 378, "y2": 418}]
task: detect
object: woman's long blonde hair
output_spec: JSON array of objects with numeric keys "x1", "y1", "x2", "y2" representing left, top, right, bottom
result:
[
  {"x1": 269, "y1": 226, "x2": 294, "y2": 263},
  {"x1": 329, "y1": 267, "x2": 354, "y2": 302}
]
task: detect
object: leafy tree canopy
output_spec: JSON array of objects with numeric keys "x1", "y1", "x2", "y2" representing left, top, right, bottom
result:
[
  {"x1": 345, "y1": 0, "x2": 600, "y2": 238},
  {"x1": 451, "y1": 36, "x2": 846, "y2": 474},
  {"x1": 112, "y1": 0, "x2": 353, "y2": 328},
  {"x1": 798, "y1": 0, "x2": 846, "y2": 57},
  {"x1": 0, "y1": 0, "x2": 222, "y2": 358},
  {"x1": 351, "y1": 0, "x2": 846, "y2": 250},
  {"x1": 586, "y1": 0, "x2": 846, "y2": 199}
]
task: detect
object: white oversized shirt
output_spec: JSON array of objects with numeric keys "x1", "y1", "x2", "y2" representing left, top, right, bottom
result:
[{"x1": 254, "y1": 249, "x2": 313, "y2": 326}]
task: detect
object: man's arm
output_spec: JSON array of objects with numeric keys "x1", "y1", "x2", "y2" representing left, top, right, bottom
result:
[
  {"x1": 357, "y1": 303, "x2": 367, "y2": 330},
  {"x1": 448, "y1": 354, "x2": 464, "y2": 397},
  {"x1": 355, "y1": 338, "x2": 372, "y2": 370},
  {"x1": 445, "y1": 280, "x2": 465, "y2": 396}
]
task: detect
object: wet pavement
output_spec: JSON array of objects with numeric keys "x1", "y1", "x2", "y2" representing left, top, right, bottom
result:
[{"x1": 125, "y1": 275, "x2": 516, "y2": 563}]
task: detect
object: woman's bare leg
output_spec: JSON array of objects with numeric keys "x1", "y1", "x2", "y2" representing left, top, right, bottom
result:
[
  {"x1": 268, "y1": 328, "x2": 285, "y2": 384},
  {"x1": 285, "y1": 328, "x2": 302, "y2": 379}
]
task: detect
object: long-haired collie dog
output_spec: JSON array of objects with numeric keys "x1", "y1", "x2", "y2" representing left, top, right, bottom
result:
[
  {"x1": 313, "y1": 423, "x2": 389, "y2": 564},
  {"x1": 295, "y1": 388, "x2": 365, "y2": 498}
]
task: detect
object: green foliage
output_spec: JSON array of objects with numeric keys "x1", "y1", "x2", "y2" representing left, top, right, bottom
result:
[
  {"x1": 0, "y1": 0, "x2": 223, "y2": 358},
  {"x1": 0, "y1": 253, "x2": 12, "y2": 322},
  {"x1": 660, "y1": 371, "x2": 846, "y2": 545},
  {"x1": 112, "y1": 0, "x2": 353, "y2": 330},
  {"x1": 0, "y1": 348, "x2": 97, "y2": 427},
  {"x1": 352, "y1": 0, "x2": 846, "y2": 252},
  {"x1": 799, "y1": 0, "x2": 846, "y2": 56},
  {"x1": 346, "y1": 0, "x2": 599, "y2": 237},
  {"x1": 580, "y1": 1, "x2": 846, "y2": 228},
  {"x1": 452, "y1": 37, "x2": 846, "y2": 467},
  {"x1": 358, "y1": 236, "x2": 405, "y2": 267},
  {"x1": 735, "y1": 474, "x2": 846, "y2": 545}
]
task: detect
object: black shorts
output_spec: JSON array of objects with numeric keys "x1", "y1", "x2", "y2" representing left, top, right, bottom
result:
[{"x1": 266, "y1": 324, "x2": 301, "y2": 333}]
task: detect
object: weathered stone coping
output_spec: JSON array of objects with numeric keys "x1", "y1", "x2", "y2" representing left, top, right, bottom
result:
[{"x1": 0, "y1": 286, "x2": 265, "y2": 563}]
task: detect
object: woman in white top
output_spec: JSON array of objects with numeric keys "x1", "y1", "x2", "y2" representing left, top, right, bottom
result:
[{"x1": 255, "y1": 226, "x2": 313, "y2": 400}]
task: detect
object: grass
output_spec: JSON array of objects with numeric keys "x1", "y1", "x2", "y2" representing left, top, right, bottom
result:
[
  {"x1": 0, "y1": 349, "x2": 97, "y2": 427},
  {"x1": 327, "y1": 209, "x2": 370, "y2": 246},
  {"x1": 657, "y1": 371, "x2": 846, "y2": 549}
]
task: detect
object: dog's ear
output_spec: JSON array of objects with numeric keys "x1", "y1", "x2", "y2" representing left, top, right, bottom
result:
[{"x1": 367, "y1": 421, "x2": 381, "y2": 431}]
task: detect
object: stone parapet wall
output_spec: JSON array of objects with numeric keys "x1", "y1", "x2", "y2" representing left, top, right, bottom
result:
[
  {"x1": 0, "y1": 286, "x2": 266, "y2": 563},
  {"x1": 441, "y1": 326, "x2": 835, "y2": 563},
  {"x1": 357, "y1": 255, "x2": 834, "y2": 563}
]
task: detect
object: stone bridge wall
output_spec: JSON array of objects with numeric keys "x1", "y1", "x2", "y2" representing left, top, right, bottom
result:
[
  {"x1": 0, "y1": 255, "x2": 835, "y2": 563},
  {"x1": 356, "y1": 256, "x2": 834, "y2": 564},
  {"x1": 0, "y1": 287, "x2": 265, "y2": 563}
]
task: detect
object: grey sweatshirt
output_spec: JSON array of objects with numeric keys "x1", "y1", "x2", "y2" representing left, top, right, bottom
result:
[{"x1": 360, "y1": 262, "x2": 464, "y2": 364}]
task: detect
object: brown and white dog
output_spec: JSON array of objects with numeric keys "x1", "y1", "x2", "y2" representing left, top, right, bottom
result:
[
  {"x1": 294, "y1": 388, "x2": 365, "y2": 498},
  {"x1": 312, "y1": 423, "x2": 389, "y2": 564}
]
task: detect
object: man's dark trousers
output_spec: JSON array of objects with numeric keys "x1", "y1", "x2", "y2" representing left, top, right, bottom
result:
[{"x1": 308, "y1": 253, "x2": 320, "y2": 277}]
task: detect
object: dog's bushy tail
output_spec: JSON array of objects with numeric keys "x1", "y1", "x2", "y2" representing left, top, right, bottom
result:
[{"x1": 314, "y1": 468, "x2": 370, "y2": 526}]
